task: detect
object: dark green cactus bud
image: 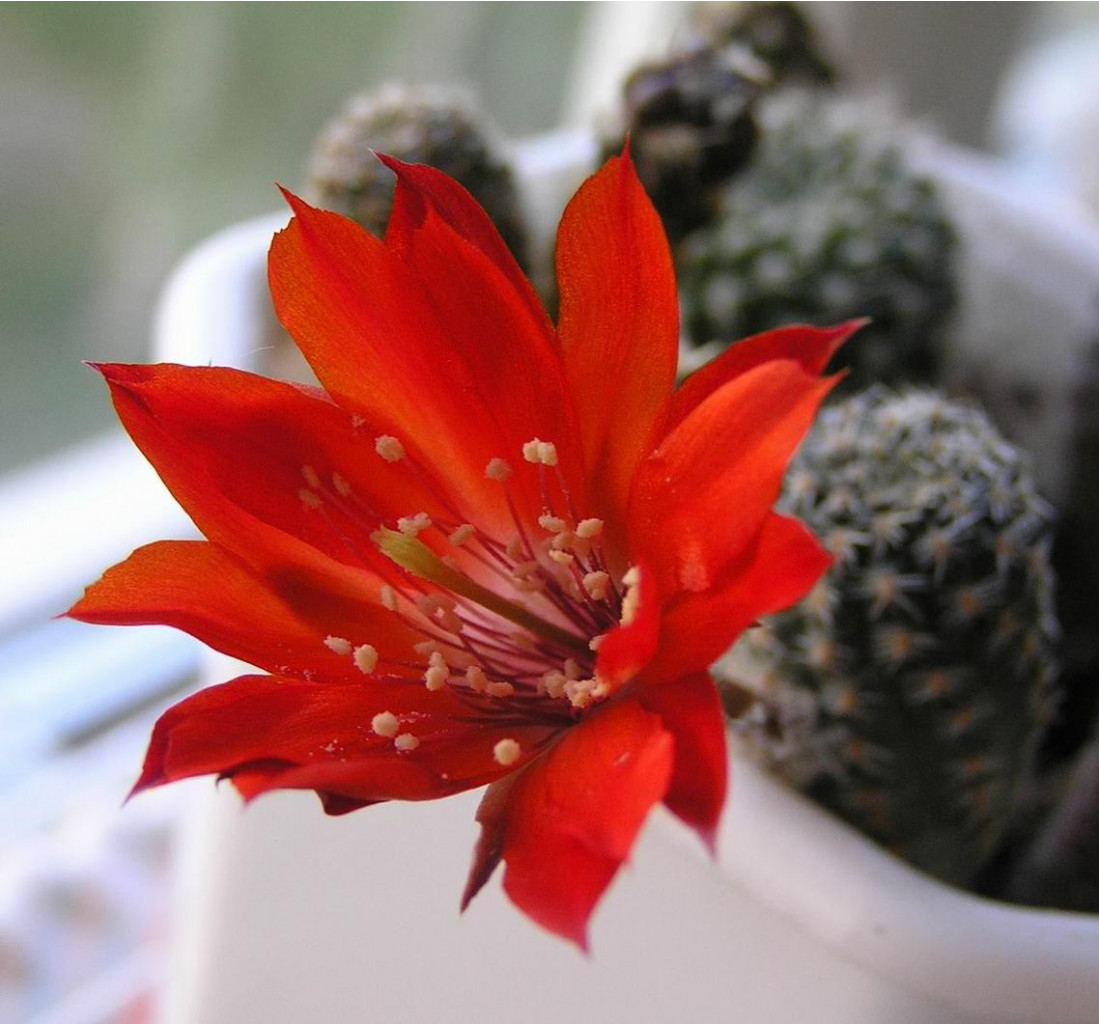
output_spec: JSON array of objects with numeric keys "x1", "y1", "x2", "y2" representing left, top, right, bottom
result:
[
  {"x1": 688, "y1": 1, "x2": 837, "y2": 88},
  {"x1": 601, "y1": 44, "x2": 767, "y2": 243},
  {"x1": 724, "y1": 389, "x2": 1060, "y2": 887},
  {"x1": 678, "y1": 93, "x2": 958, "y2": 390},
  {"x1": 304, "y1": 83, "x2": 529, "y2": 269}
]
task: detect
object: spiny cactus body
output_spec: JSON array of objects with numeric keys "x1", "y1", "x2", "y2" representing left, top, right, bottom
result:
[
  {"x1": 726, "y1": 389, "x2": 1059, "y2": 887},
  {"x1": 305, "y1": 83, "x2": 529, "y2": 267},
  {"x1": 678, "y1": 93, "x2": 957, "y2": 389}
]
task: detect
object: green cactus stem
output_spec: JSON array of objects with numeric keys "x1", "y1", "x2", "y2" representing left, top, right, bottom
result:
[
  {"x1": 724, "y1": 388, "x2": 1060, "y2": 887},
  {"x1": 678, "y1": 92, "x2": 957, "y2": 390}
]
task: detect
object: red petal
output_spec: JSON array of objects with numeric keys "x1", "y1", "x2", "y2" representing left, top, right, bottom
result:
[
  {"x1": 132, "y1": 674, "x2": 557, "y2": 804},
  {"x1": 630, "y1": 360, "x2": 836, "y2": 597},
  {"x1": 638, "y1": 672, "x2": 728, "y2": 852},
  {"x1": 380, "y1": 155, "x2": 546, "y2": 330},
  {"x1": 67, "y1": 540, "x2": 418, "y2": 680},
  {"x1": 461, "y1": 771, "x2": 519, "y2": 912},
  {"x1": 269, "y1": 192, "x2": 531, "y2": 527},
  {"x1": 93, "y1": 362, "x2": 447, "y2": 601},
  {"x1": 644, "y1": 512, "x2": 832, "y2": 681},
  {"x1": 379, "y1": 197, "x2": 587, "y2": 523},
  {"x1": 666, "y1": 320, "x2": 862, "y2": 435},
  {"x1": 556, "y1": 152, "x2": 679, "y2": 538},
  {"x1": 467, "y1": 698, "x2": 673, "y2": 949}
]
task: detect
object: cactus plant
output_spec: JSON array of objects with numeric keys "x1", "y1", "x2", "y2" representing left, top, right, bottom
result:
[
  {"x1": 677, "y1": 93, "x2": 958, "y2": 389},
  {"x1": 304, "y1": 82, "x2": 529, "y2": 267},
  {"x1": 600, "y1": 43, "x2": 766, "y2": 243},
  {"x1": 723, "y1": 389, "x2": 1060, "y2": 887},
  {"x1": 687, "y1": 1, "x2": 837, "y2": 88}
]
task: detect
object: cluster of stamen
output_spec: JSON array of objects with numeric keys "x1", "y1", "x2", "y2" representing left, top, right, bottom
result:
[{"x1": 302, "y1": 432, "x2": 644, "y2": 764}]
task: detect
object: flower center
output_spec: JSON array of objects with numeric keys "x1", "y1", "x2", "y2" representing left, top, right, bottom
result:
[{"x1": 308, "y1": 435, "x2": 641, "y2": 737}]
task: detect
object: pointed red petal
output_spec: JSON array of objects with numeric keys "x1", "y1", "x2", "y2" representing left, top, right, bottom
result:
[
  {"x1": 644, "y1": 512, "x2": 832, "y2": 681},
  {"x1": 379, "y1": 198, "x2": 587, "y2": 523},
  {"x1": 67, "y1": 540, "x2": 417, "y2": 680},
  {"x1": 630, "y1": 360, "x2": 837, "y2": 597},
  {"x1": 132, "y1": 674, "x2": 557, "y2": 804},
  {"x1": 461, "y1": 771, "x2": 519, "y2": 912},
  {"x1": 638, "y1": 671, "x2": 728, "y2": 853},
  {"x1": 475, "y1": 698, "x2": 673, "y2": 949},
  {"x1": 556, "y1": 152, "x2": 679, "y2": 537},
  {"x1": 666, "y1": 320, "x2": 862, "y2": 435},
  {"x1": 380, "y1": 154, "x2": 546, "y2": 328},
  {"x1": 93, "y1": 362, "x2": 447, "y2": 605},
  {"x1": 269, "y1": 192, "x2": 532, "y2": 526}
]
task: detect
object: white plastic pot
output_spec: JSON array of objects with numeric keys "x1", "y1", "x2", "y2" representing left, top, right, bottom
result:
[{"x1": 148, "y1": 134, "x2": 1099, "y2": 1024}]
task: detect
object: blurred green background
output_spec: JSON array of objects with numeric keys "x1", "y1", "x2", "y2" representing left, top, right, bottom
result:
[{"x1": 0, "y1": 2, "x2": 584, "y2": 474}]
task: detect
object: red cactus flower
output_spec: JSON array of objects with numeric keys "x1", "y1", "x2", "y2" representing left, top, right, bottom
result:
[{"x1": 69, "y1": 151, "x2": 854, "y2": 949}]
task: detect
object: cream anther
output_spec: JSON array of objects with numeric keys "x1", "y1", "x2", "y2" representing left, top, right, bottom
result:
[
  {"x1": 394, "y1": 733, "x2": 420, "y2": 752},
  {"x1": 332, "y1": 472, "x2": 352, "y2": 497},
  {"x1": 485, "y1": 457, "x2": 512, "y2": 482},
  {"x1": 301, "y1": 464, "x2": 321, "y2": 489},
  {"x1": 375, "y1": 435, "x2": 405, "y2": 462},
  {"x1": 618, "y1": 565, "x2": 643, "y2": 625},
  {"x1": 565, "y1": 678, "x2": 597, "y2": 708},
  {"x1": 522, "y1": 438, "x2": 558, "y2": 466},
  {"x1": 324, "y1": 635, "x2": 352, "y2": 656},
  {"x1": 548, "y1": 550, "x2": 574, "y2": 567},
  {"x1": 542, "y1": 671, "x2": 567, "y2": 699},
  {"x1": 448, "y1": 523, "x2": 476, "y2": 546},
  {"x1": 397, "y1": 512, "x2": 432, "y2": 537},
  {"x1": 298, "y1": 488, "x2": 322, "y2": 510},
  {"x1": 486, "y1": 681, "x2": 515, "y2": 698},
  {"x1": 582, "y1": 571, "x2": 611, "y2": 601},
  {"x1": 413, "y1": 640, "x2": 441, "y2": 658},
  {"x1": 550, "y1": 530, "x2": 575, "y2": 552},
  {"x1": 424, "y1": 663, "x2": 449, "y2": 691},
  {"x1": 353, "y1": 644, "x2": 379, "y2": 674},
  {"x1": 379, "y1": 585, "x2": 399, "y2": 612},
  {"x1": 589, "y1": 634, "x2": 605, "y2": 652},
  {"x1": 493, "y1": 738, "x2": 521, "y2": 766},
  {"x1": 538, "y1": 513, "x2": 567, "y2": 533},
  {"x1": 576, "y1": 518, "x2": 604, "y2": 539},
  {"x1": 466, "y1": 666, "x2": 488, "y2": 693},
  {"x1": 371, "y1": 711, "x2": 399, "y2": 737},
  {"x1": 620, "y1": 566, "x2": 643, "y2": 625}
]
